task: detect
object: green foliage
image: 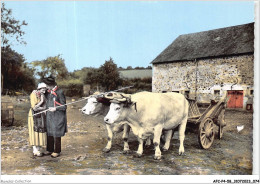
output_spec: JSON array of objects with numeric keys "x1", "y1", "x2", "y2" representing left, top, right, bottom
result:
[
  {"x1": 1, "y1": 3, "x2": 35, "y2": 94},
  {"x1": 1, "y1": 46, "x2": 24, "y2": 69},
  {"x1": 17, "y1": 63, "x2": 36, "y2": 92},
  {"x1": 31, "y1": 55, "x2": 69, "y2": 80},
  {"x1": 69, "y1": 59, "x2": 152, "y2": 94},
  {"x1": 134, "y1": 66, "x2": 145, "y2": 69},
  {"x1": 98, "y1": 57, "x2": 122, "y2": 91},
  {"x1": 82, "y1": 68, "x2": 101, "y2": 86},
  {"x1": 81, "y1": 58, "x2": 122, "y2": 91},
  {"x1": 122, "y1": 77, "x2": 152, "y2": 94},
  {"x1": 1, "y1": 47, "x2": 36, "y2": 93},
  {"x1": 71, "y1": 67, "x2": 93, "y2": 81},
  {"x1": 119, "y1": 66, "x2": 152, "y2": 71},
  {"x1": 1, "y1": 3, "x2": 28, "y2": 48},
  {"x1": 58, "y1": 79, "x2": 83, "y2": 97}
]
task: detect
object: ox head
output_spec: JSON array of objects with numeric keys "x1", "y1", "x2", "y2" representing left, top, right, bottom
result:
[
  {"x1": 81, "y1": 95, "x2": 110, "y2": 115},
  {"x1": 104, "y1": 98, "x2": 136, "y2": 125}
]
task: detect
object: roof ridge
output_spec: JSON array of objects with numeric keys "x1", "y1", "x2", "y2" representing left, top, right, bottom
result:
[{"x1": 178, "y1": 22, "x2": 254, "y2": 37}]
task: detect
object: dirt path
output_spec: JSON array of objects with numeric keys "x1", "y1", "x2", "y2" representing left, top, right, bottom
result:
[{"x1": 1, "y1": 97, "x2": 253, "y2": 175}]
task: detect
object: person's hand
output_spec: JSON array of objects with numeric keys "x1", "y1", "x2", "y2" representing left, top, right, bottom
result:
[{"x1": 49, "y1": 107, "x2": 56, "y2": 112}]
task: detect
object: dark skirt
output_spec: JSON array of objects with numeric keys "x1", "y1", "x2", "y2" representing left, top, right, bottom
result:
[{"x1": 32, "y1": 109, "x2": 47, "y2": 133}]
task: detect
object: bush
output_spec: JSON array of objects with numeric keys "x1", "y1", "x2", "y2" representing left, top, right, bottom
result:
[
  {"x1": 58, "y1": 79, "x2": 83, "y2": 97},
  {"x1": 122, "y1": 77, "x2": 152, "y2": 94}
]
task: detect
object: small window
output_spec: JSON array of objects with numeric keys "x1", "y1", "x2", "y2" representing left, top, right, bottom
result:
[
  {"x1": 162, "y1": 91, "x2": 167, "y2": 93},
  {"x1": 172, "y1": 91, "x2": 179, "y2": 93},
  {"x1": 214, "y1": 90, "x2": 220, "y2": 95},
  {"x1": 250, "y1": 90, "x2": 254, "y2": 95}
]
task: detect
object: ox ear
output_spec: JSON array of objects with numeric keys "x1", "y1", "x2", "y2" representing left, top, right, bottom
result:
[
  {"x1": 123, "y1": 102, "x2": 131, "y2": 107},
  {"x1": 121, "y1": 97, "x2": 132, "y2": 107},
  {"x1": 129, "y1": 101, "x2": 137, "y2": 112},
  {"x1": 123, "y1": 101, "x2": 137, "y2": 112}
]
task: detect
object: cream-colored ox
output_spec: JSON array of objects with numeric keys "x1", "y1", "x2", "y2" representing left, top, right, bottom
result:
[
  {"x1": 104, "y1": 91, "x2": 189, "y2": 160},
  {"x1": 82, "y1": 95, "x2": 131, "y2": 153}
]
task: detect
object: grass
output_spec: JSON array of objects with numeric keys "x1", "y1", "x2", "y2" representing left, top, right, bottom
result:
[
  {"x1": 1, "y1": 95, "x2": 30, "y2": 127},
  {"x1": 119, "y1": 69, "x2": 152, "y2": 79}
]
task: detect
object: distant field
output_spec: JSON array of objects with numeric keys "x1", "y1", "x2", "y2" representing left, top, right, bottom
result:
[{"x1": 119, "y1": 69, "x2": 152, "y2": 79}]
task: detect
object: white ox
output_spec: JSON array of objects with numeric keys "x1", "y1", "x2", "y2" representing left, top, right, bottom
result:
[
  {"x1": 104, "y1": 91, "x2": 189, "y2": 160},
  {"x1": 81, "y1": 96, "x2": 131, "y2": 153}
]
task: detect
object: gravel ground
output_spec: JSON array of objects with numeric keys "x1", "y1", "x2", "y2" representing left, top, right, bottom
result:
[{"x1": 1, "y1": 96, "x2": 254, "y2": 175}]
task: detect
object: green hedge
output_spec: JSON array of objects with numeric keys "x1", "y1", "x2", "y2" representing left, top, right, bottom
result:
[
  {"x1": 58, "y1": 79, "x2": 83, "y2": 97},
  {"x1": 122, "y1": 77, "x2": 152, "y2": 94}
]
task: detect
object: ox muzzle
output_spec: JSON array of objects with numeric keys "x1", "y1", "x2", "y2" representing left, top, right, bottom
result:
[{"x1": 104, "y1": 117, "x2": 111, "y2": 124}]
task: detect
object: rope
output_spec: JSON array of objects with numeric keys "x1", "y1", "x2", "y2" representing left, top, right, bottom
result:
[{"x1": 30, "y1": 86, "x2": 134, "y2": 117}]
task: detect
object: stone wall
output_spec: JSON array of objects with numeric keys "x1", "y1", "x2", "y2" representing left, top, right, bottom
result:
[{"x1": 152, "y1": 54, "x2": 254, "y2": 107}]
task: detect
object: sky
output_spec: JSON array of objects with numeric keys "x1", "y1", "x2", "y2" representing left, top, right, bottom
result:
[{"x1": 3, "y1": 1, "x2": 255, "y2": 72}]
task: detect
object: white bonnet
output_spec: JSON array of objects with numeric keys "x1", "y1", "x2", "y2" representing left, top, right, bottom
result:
[{"x1": 37, "y1": 82, "x2": 47, "y2": 89}]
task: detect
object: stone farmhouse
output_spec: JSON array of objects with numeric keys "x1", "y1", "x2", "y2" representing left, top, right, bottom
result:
[{"x1": 151, "y1": 23, "x2": 254, "y2": 109}]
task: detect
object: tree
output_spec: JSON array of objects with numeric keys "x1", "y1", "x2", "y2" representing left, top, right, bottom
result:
[
  {"x1": 126, "y1": 66, "x2": 133, "y2": 70},
  {"x1": 31, "y1": 55, "x2": 69, "y2": 80},
  {"x1": 17, "y1": 63, "x2": 36, "y2": 92},
  {"x1": 97, "y1": 57, "x2": 122, "y2": 91},
  {"x1": 80, "y1": 58, "x2": 122, "y2": 91},
  {"x1": 1, "y1": 3, "x2": 27, "y2": 48},
  {"x1": 83, "y1": 68, "x2": 100, "y2": 85},
  {"x1": 135, "y1": 66, "x2": 145, "y2": 70},
  {"x1": 1, "y1": 3, "x2": 34, "y2": 93},
  {"x1": 71, "y1": 67, "x2": 94, "y2": 81},
  {"x1": 1, "y1": 47, "x2": 36, "y2": 92}
]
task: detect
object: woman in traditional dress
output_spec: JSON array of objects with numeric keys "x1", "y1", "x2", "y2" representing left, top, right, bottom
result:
[{"x1": 28, "y1": 82, "x2": 47, "y2": 157}]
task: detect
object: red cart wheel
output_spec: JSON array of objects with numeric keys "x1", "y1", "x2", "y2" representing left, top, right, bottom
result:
[{"x1": 198, "y1": 118, "x2": 215, "y2": 149}]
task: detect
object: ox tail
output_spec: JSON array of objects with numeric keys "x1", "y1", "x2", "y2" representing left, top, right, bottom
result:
[
  {"x1": 178, "y1": 97, "x2": 189, "y2": 155},
  {"x1": 179, "y1": 97, "x2": 189, "y2": 130}
]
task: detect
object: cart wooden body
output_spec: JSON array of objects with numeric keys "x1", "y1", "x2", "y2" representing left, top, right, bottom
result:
[{"x1": 187, "y1": 96, "x2": 228, "y2": 149}]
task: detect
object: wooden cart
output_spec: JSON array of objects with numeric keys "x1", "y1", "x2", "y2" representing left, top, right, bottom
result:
[{"x1": 187, "y1": 95, "x2": 229, "y2": 149}]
